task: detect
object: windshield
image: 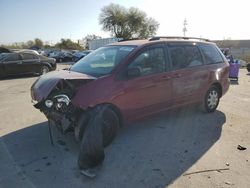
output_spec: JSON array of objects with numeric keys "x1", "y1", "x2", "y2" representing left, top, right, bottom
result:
[{"x1": 70, "y1": 46, "x2": 135, "y2": 76}]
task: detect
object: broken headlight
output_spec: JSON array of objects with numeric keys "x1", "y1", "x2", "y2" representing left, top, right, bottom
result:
[
  {"x1": 44, "y1": 94, "x2": 71, "y2": 112},
  {"x1": 54, "y1": 94, "x2": 71, "y2": 106},
  {"x1": 45, "y1": 100, "x2": 54, "y2": 108}
]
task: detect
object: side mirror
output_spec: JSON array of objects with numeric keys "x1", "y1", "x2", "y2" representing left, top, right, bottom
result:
[{"x1": 127, "y1": 67, "x2": 141, "y2": 78}]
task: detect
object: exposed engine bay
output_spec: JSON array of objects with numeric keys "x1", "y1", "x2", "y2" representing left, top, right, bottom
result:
[{"x1": 31, "y1": 70, "x2": 96, "y2": 134}]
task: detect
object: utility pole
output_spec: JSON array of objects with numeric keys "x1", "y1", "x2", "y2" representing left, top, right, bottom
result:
[{"x1": 183, "y1": 18, "x2": 187, "y2": 37}]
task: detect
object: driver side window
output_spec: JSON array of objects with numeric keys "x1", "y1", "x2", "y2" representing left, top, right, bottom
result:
[{"x1": 128, "y1": 47, "x2": 166, "y2": 76}]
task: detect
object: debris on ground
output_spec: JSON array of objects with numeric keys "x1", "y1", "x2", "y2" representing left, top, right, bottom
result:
[
  {"x1": 224, "y1": 181, "x2": 234, "y2": 185},
  {"x1": 80, "y1": 169, "x2": 97, "y2": 178},
  {"x1": 237, "y1": 145, "x2": 247, "y2": 150},
  {"x1": 183, "y1": 168, "x2": 230, "y2": 176}
]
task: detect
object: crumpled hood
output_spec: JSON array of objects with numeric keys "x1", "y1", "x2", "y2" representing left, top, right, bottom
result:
[{"x1": 31, "y1": 70, "x2": 96, "y2": 102}]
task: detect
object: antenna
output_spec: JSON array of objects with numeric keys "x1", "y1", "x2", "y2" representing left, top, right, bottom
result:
[{"x1": 183, "y1": 18, "x2": 188, "y2": 37}]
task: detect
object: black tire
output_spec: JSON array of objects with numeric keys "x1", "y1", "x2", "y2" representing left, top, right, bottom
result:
[
  {"x1": 74, "y1": 113, "x2": 89, "y2": 142},
  {"x1": 201, "y1": 86, "x2": 220, "y2": 113},
  {"x1": 77, "y1": 106, "x2": 119, "y2": 170},
  {"x1": 76, "y1": 107, "x2": 119, "y2": 147},
  {"x1": 102, "y1": 108, "x2": 119, "y2": 147},
  {"x1": 41, "y1": 65, "x2": 49, "y2": 75}
]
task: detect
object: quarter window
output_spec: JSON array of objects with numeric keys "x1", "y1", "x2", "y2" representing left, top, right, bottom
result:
[
  {"x1": 199, "y1": 44, "x2": 223, "y2": 64},
  {"x1": 169, "y1": 45, "x2": 203, "y2": 70},
  {"x1": 21, "y1": 53, "x2": 36, "y2": 60},
  {"x1": 129, "y1": 47, "x2": 166, "y2": 76}
]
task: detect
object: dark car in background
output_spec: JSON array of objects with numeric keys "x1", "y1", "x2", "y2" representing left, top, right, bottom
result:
[
  {"x1": 73, "y1": 50, "x2": 92, "y2": 62},
  {"x1": 49, "y1": 51, "x2": 73, "y2": 63},
  {"x1": 0, "y1": 52, "x2": 56, "y2": 77},
  {"x1": 0, "y1": 47, "x2": 11, "y2": 54}
]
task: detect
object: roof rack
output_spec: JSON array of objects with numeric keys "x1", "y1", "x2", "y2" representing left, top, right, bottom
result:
[
  {"x1": 118, "y1": 38, "x2": 141, "y2": 42},
  {"x1": 149, "y1": 36, "x2": 210, "y2": 42}
]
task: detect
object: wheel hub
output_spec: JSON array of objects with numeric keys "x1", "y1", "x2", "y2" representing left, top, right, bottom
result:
[{"x1": 207, "y1": 90, "x2": 218, "y2": 109}]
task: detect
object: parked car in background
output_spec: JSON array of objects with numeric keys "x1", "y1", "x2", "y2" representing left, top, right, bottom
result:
[
  {"x1": 73, "y1": 50, "x2": 92, "y2": 62},
  {"x1": 17, "y1": 49, "x2": 39, "y2": 55},
  {"x1": 49, "y1": 51, "x2": 73, "y2": 62},
  {"x1": 0, "y1": 47, "x2": 11, "y2": 54},
  {"x1": 31, "y1": 37, "x2": 230, "y2": 169},
  {"x1": 39, "y1": 49, "x2": 53, "y2": 57},
  {"x1": 0, "y1": 52, "x2": 56, "y2": 77}
]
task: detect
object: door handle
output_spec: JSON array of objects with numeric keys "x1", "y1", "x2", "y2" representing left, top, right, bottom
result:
[
  {"x1": 161, "y1": 75, "x2": 171, "y2": 80},
  {"x1": 17, "y1": 61, "x2": 23, "y2": 64},
  {"x1": 140, "y1": 84, "x2": 155, "y2": 89},
  {"x1": 173, "y1": 73, "x2": 181, "y2": 78}
]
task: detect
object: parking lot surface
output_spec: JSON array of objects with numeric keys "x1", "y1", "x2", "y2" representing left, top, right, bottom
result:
[{"x1": 0, "y1": 66, "x2": 249, "y2": 188}]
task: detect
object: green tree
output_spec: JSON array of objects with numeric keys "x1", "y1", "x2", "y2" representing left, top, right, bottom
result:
[
  {"x1": 55, "y1": 38, "x2": 83, "y2": 50},
  {"x1": 34, "y1": 38, "x2": 43, "y2": 48},
  {"x1": 26, "y1": 40, "x2": 34, "y2": 48},
  {"x1": 99, "y1": 3, "x2": 159, "y2": 39}
]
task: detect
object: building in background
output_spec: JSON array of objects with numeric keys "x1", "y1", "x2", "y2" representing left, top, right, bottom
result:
[{"x1": 88, "y1": 38, "x2": 121, "y2": 50}]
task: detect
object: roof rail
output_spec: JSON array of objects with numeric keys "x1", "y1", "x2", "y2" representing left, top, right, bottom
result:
[
  {"x1": 149, "y1": 36, "x2": 210, "y2": 42},
  {"x1": 118, "y1": 38, "x2": 141, "y2": 42}
]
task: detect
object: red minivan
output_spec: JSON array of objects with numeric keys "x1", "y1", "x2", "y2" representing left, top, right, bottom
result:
[{"x1": 31, "y1": 37, "x2": 230, "y2": 169}]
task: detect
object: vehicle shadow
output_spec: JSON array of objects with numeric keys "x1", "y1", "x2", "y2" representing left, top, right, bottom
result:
[
  {"x1": 1, "y1": 108, "x2": 226, "y2": 188},
  {"x1": 0, "y1": 74, "x2": 38, "y2": 81}
]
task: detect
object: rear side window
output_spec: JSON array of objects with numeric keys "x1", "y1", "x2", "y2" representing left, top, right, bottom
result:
[
  {"x1": 21, "y1": 53, "x2": 37, "y2": 60},
  {"x1": 129, "y1": 47, "x2": 166, "y2": 76},
  {"x1": 199, "y1": 44, "x2": 224, "y2": 64},
  {"x1": 169, "y1": 45, "x2": 203, "y2": 70}
]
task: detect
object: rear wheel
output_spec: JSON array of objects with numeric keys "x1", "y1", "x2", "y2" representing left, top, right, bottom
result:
[
  {"x1": 201, "y1": 86, "x2": 220, "y2": 113},
  {"x1": 247, "y1": 65, "x2": 250, "y2": 72}
]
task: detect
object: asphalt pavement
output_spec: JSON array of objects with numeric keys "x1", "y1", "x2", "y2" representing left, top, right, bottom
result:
[{"x1": 0, "y1": 66, "x2": 249, "y2": 188}]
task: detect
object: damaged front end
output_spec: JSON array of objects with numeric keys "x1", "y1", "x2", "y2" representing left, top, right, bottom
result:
[{"x1": 31, "y1": 70, "x2": 96, "y2": 133}]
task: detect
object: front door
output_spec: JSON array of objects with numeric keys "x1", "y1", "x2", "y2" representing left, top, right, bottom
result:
[
  {"x1": 114, "y1": 44, "x2": 172, "y2": 120},
  {"x1": 20, "y1": 53, "x2": 40, "y2": 73}
]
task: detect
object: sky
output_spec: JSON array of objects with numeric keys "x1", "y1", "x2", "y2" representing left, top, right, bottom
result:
[{"x1": 0, "y1": 0, "x2": 250, "y2": 44}]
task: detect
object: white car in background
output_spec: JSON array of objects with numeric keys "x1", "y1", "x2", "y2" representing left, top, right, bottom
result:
[{"x1": 17, "y1": 49, "x2": 39, "y2": 55}]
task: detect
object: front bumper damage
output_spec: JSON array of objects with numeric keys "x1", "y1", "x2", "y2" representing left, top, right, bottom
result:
[
  {"x1": 34, "y1": 94, "x2": 77, "y2": 133},
  {"x1": 31, "y1": 70, "x2": 96, "y2": 133}
]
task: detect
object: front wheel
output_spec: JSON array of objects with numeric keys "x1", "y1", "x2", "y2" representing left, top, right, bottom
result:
[
  {"x1": 41, "y1": 66, "x2": 49, "y2": 75},
  {"x1": 77, "y1": 106, "x2": 119, "y2": 170},
  {"x1": 102, "y1": 108, "x2": 119, "y2": 147},
  {"x1": 201, "y1": 86, "x2": 220, "y2": 113}
]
